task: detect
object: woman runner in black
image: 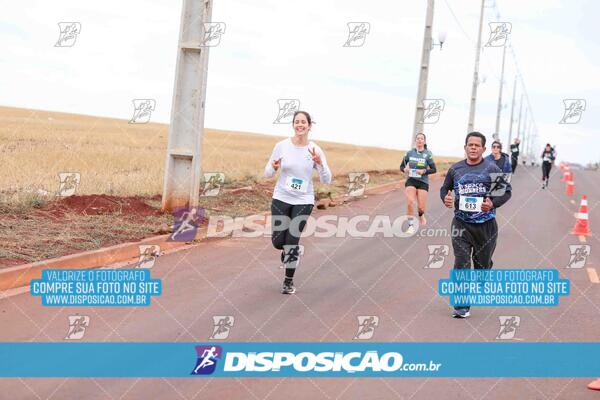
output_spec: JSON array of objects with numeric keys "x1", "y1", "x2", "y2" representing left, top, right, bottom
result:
[
  {"x1": 541, "y1": 143, "x2": 556, "y2": 189},
  {"x1": 265, "y1": 111, "x2": 332, "y2": 294}
]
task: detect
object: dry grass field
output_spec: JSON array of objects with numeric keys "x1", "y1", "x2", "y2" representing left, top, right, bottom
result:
[
  {"x1": 0, "y1": 106, "x2": 457, "y2": 202},
  {"x1": 0, "y1": 106, "x2": 458, "y2": 266}
]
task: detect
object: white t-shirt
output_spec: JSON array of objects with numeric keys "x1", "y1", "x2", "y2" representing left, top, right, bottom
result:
[{"x1": 264, "y1": 138, "x2": 332, "y2": 205}]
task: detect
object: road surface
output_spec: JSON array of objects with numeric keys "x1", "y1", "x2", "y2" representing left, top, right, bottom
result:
[{"x1": 1, "y1": 165, "x2": 599, "y2": 399}]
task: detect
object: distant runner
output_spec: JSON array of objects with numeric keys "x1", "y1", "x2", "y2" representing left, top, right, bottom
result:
[
  {"x1": 510, "y1": 138, "x2": 520, "y2": 173},
  {"x1": 440, "y1": 132, "x2": 512, "y2": 318},
  {"x1": 541, "y1": 143, "x2": 556, "y2": 189},
  {"x1": 400, "y1": 133, "x2": 437, "y2": 234},
  {"x1": 265, "y1": 111, "x2": 332, "y2": 294}
]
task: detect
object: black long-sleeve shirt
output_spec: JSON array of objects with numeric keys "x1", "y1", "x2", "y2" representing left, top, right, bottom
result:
[{"x1": 440, "y1": 158, "x2": 512, "y2": 223}]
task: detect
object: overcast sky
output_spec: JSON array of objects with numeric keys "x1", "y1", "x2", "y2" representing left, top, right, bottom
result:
[{"x1": 1, "y1": 0, "x2": 598, "y2": 163}]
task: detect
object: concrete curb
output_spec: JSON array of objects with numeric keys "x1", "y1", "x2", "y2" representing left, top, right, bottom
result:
[{"x1": 0, "y1": 173, "x2": 442, "y2": 291}]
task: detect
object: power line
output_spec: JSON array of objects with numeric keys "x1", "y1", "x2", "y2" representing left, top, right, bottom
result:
[
  {"x1": 443, "y1": 0, "x2": 503, "y2": 85},
  {"x1": 442, "y1": 0, "x2": 538, "y2": 149},
  {"x1": 491, "y1": 0, "x2": 539, "y2": 152},
  {"x1": 443, "y1": 0, "x2": 473, "y2": 43}
]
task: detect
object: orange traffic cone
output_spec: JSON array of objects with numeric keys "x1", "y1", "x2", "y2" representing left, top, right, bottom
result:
[
  {"x1": 571, "y1": 195, "x2": 590, "y2": 236},
  {"x1": 588, "y1": 378, "x2": 600, "y2": 391},
  {"x1": 565, "y1": 180, "x2": 575, "y2": 196}
]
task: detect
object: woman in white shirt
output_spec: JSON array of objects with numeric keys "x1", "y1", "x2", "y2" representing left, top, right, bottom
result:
[{"x1": 264, "y1": 111, "x2": 332, "y2": 294}]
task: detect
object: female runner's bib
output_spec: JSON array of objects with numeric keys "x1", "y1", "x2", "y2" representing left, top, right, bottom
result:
[{"x1": 285, "y1": 176, "x2": 308, "y2": 193}]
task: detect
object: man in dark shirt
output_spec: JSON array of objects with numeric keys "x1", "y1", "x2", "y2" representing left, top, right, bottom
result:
[{"x1": 440, "y1": 132, "x2": 512, "y2": 318}]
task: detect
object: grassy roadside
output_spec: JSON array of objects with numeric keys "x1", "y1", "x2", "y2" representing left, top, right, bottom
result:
[
  {"x1": 0, "y1": 164, "x2": 453, "y2": 269},
  {"x1": 0, "y1": 105, "x2": 457, "y2": 268}
]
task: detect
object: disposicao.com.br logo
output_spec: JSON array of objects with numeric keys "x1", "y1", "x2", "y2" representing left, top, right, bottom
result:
[{"x1": 191, "y1": 346, "x2": 442, "y2": 376}]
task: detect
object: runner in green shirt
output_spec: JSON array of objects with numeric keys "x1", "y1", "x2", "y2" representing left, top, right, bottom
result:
[{"x1": 400, "y1": 133, "x2": 437, "y2": 234}]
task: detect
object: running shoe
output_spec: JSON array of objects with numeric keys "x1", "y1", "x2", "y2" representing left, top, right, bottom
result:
[
  {"x1": 452, "y1": 308, "x2": 470, "y2": 318},
  {"x1": 419, "y1": 215, "x2": 427, "y2": 226},
  {"x1": 281, "y1": 282, "x2": 296, "y2": 294},
  {"x1": 406, "y1": 224, "x2": 417, "y2": 235}
]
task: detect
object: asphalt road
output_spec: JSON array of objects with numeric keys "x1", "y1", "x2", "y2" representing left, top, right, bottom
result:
[{"x1": 1, "y1": 165, "x2": 599, "y2": 399}]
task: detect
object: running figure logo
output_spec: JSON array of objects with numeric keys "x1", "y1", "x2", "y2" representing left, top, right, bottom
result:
[
  {"x1": 566, "y1": 245, "x2": 590, "y2": 269},
  {"x1": 283, "y1": 245, "x2": 304, "y2": 269},
  {"x1": 354, "y1": 316, "x2": 379, "y2": 340},
  {"x1": 496, "y1": 315, "x2": 520, "y2": 340},
  {"x1": 65, "y1": 315, "x2": 90, "y2": 340},
  {"x1": 168, "y1": 207, "x2": 205, "y2": 242},
  {"x1": 420, "y1": 99, "x2": 445, "y2": 124},
  {"x1": 485, "y1": 22, "x2": 512, "y2": 47},
  {"x1": 137, "y1": 245, "x2": 160, "y2": 269},
  {"x1": 425, "y1": 245, "x2": 449, "y2": 269},
  {"x1": 201, "y1": 23, "x2": 226, "y2": 47},
  {"x1": 129, "y1": 99, "x2": 156, "y2": 124},
  {"x1": 343, "y1": 22, "x2": 370, "y2": 47},
  {"x1": 488, "y1": 173, "x2": 512, "y2": 197},
  {"x1": 347, "y1": 173, "x2": 370, "y2": 197},
  {"x1": 201, "y1": 173, "x2": 225, "y2": 197},
  {"x1": 57, "y1": 172, "x2": 81, "y2": 197},
  {"x1": 191, "y1": 345, "x2": 222, "y2": 375},
  {"x1": 274, "y1": 99, "x2": 300, "y2": 124},
  {"x1": 209, "y1": 316, "x2": 235, "y2": 340},
  {"x1": 55, "y1": 22, "x2": 81, "y2": 47},
  {"x1": 559, "y1": 99, "x2": 586, "y2": 124}
]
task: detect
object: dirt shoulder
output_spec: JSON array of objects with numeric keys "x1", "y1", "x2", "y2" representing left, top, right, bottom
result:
[{"x1": 0, "y1": 164, "x2": 452, "y2": 269}]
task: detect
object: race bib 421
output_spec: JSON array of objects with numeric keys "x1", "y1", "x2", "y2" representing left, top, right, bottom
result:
[{"x1": 285, "y1": 176, "x2": 308, "y2": 193}]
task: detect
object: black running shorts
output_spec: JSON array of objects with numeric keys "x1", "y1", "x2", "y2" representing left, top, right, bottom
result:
[{"x1": 405, "y1": 178, "x2": 429, "y2": 191}]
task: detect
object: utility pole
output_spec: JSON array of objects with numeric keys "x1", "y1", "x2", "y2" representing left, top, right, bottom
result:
[
  {"x1": 162, "y1": 0, "x2": 214, "y2": 212},
  {"x1": 521, "y1": 107, "x2": 528, "y2": 153},
  {"x1": 493, "y1": 42, "x2": 507, "y2": 141},
  {"x1": 515, "y1": 93, "x2": 523, "y2": 140},
  {"x1": 528, "y1": 123, "x2": 534, "y2": 163},
  {"x1": 525, "y1": 121, "x2": 533, "y2": 164},
  {"x1": 507, "y1": 75, "x2": 517, "y2": 145},
  {"x1": 467, "y1": 0, "x2": 485, "y2": 133},
  {"x1": 411, "y1": 0, "x2": 435, "y2": 148}
]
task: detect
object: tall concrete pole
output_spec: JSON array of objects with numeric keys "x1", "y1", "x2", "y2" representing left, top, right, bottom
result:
[
  {"x1": 521, "y1": 107, "x2": 528, "y2": 161},
  {"x1": 493, "y1": 43, "x2": 507, "y2": 141},
  {"x1": 411, "y1": 0, "x2": 435, "y2": 148},
  {"x1": 507, "y1": 75, "x2": 517, "y2": 145},
  {"x1": 527, "y1": 122, "x2": 534, "y2": 162},
  {"x1": 522, "y1": 107, "x2": 528, "y2": 149},
  {"x1": 467, "y1": 0, "x2": 485, "y2": 133},
  {"x1": 516, "y1": 93, "x2": 524, "y2": 140},
  {"x1": 162, "y1": 0, "x2": 214, "y2": 212}
]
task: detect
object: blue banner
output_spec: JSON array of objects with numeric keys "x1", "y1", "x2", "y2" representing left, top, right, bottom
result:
[
  {"x1": 0, "y1": 342, "x2": 598, "y2": 377},
  {"x1": 438, "y1": 269, "x2": 570, "y2": 306},
  {"x1": 30, "y1": 269, "x2": 162, "y2": 306}
]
